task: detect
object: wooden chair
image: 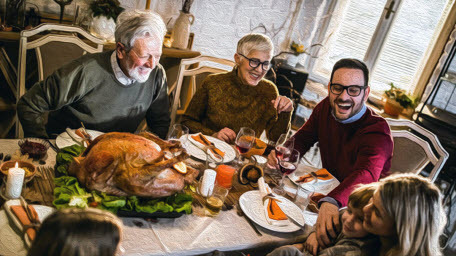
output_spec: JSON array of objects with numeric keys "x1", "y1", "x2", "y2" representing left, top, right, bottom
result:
[
  {"x1": 386, "y1": 118, "x2": 449, "y2": 182},
  {"x1": 169, "y1": 55, "x2": 235, "y2": 128},
  {"x1": 15, "y1": 23, "x2": 104, "y2": 138}
]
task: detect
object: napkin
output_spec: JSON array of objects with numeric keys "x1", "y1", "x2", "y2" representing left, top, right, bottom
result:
[
  {"x1": 258, "y1": 177, "x2": 288, "y2": 223},
  {"x1": 191, "y1": 133, "x2": 225, "y2": 157},
  {"x1": 243, "y1": 138, "x2": 267, "y2": 158},
  {"x1": 296, "y1": 168, "x2": 334, "y2": 183},
  {"x1": 10, "y1": 205, "x2": 39, "y2": 241}
]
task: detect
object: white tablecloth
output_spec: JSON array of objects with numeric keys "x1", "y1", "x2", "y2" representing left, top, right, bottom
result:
[{"x1": 0, "y1": 139, "x2": 316, "y2": 256}]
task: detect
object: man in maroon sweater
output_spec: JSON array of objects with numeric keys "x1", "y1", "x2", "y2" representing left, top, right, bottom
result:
[{"x1": 267, "y1": 58, "x2": 393, "y2": 249}]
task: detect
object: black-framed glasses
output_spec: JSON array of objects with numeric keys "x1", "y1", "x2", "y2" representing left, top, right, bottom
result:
[
  {"x1": 330, "y1": 83, "x2": 368, "y2": 97},
  {"x1": 238, "y1": 53, "x2": 270, "y2": 71}
]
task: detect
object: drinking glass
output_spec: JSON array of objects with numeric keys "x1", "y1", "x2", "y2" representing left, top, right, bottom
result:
[
  {"x1": 273, "y1": 149, "x2": 300, "y2": 195},
  {"x1": 167, "y1": 124, "x2": 189, "y2": 145},
  {"x1": 294, "y1": 185, "x2": 315, "y2": 211},
  {"x1": 234, "y1": 127, "x2": 255, "y2": 165},
  {"x1": 275, "y1": 134, "x2": 295, "y2": 161},
  {"x1": 205, "y1": 184, "x2": 229, "y2": 217}
]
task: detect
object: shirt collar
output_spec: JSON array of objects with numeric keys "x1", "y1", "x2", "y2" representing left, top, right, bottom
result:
[
  {"x1": 333, "y1": 103, "x2": 367, "y2": 124},
  {"x1": 110, "y1": 51, "x2": 135, "y2": 85}
]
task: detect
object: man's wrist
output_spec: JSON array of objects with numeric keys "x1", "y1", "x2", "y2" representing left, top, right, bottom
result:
[{"x1": 318, "y1": 197, "x2": 340, "y2": 208}]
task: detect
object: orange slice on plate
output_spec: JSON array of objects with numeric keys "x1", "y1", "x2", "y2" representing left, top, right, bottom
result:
[{"x1": 173, "y1": 162, "x2": 187, "y2": 174}]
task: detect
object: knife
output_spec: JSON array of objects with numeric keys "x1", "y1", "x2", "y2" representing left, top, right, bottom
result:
[{"x1": 282, "y1": 210, "x2": 305, "y2": 229}]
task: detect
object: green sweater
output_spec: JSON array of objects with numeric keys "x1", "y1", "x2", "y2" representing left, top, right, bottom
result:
[
  {"x1": 180, "y1": 68, "x2": 291, "y2": 141},
  {"x1": 17, "y1": 51, "x2": 170, "y2": 139}
]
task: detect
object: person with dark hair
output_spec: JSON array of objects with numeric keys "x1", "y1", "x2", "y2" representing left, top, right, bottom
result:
[
  {"x1": 28, "y1": 208, "x2": 123, "y2": 256},
  {"x1": 18, "y1": 10, "x2": 170, "y2": 139},
  {"x1": 267, "y1": 58, "x2": 393, "y2": 249}
]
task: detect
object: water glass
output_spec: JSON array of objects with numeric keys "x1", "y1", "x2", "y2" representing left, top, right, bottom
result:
[
  {"x1": 205, "y1": 184, "x2": 229, "y2": 217},
  {"x1": 294, "y1": 185, "x2": 315, "y2": 211},
  {"x1": 167, "y1": 124, "x2": 189, "y2": 145}
]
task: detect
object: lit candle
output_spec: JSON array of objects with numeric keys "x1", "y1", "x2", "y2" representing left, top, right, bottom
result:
[{"x1": 5, "y1": 162, "x2": 25, "y2": 199}]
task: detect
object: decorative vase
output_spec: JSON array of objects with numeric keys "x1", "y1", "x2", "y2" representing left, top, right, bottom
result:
[
  {"x1": 383, "y1": 97, "x2": 404, "y2": 117},
  {"x1": 89, "y1": 15, "x2": 116, "y2": 42},
  {"x1": 287, "y1": 54, "x2": 299, "y2": 67},
  {"x1": 171, "y1": 11, "x2": 194, "y2": 49}
]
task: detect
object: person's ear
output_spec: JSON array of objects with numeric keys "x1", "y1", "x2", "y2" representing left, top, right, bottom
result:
[
  {"x1": 363, "y1": 86, "x2": 370, "y2": 102},
  {"x1": 116, "y1": 42, "x2": 126, "y2": 59},
  {"x1": 327, "y1": 82, "x2": 331, "y2": 94},
  {"x1": 234, "y1": 53, "x2": 241, "y2": 65}
]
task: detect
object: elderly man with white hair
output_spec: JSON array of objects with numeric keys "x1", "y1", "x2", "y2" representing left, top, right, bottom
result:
[{"x1": 18, "y1": 10, "x2": 170, "y2": 139}]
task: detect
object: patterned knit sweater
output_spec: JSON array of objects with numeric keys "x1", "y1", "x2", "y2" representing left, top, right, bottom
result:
[{"x1": 180, "y1": 68, "x2": 291, "y2": 141}]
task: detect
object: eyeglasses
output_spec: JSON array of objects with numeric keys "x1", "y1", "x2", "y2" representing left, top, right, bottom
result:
[
  {"x1": 238, "y1": 53, "x2": 270, "y2": 71},
  {"x1": 330, "y1": 83, "x2": 368, "y2": 97}
]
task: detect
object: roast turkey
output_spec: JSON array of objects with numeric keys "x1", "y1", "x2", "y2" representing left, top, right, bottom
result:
[{"x1": 68, "y1": 131, "x2": 198, "y2": 198}]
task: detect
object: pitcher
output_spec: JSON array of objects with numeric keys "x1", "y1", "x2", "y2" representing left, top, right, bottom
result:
[{"x1": 171, "y1": 11, "x2": 194, "y2": 49}]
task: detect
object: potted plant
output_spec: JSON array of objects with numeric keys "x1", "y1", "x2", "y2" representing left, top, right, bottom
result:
[
  {"x1": 383, "y1": 82, "x2": 416, "y2": 117},
  {"x1": 89, "y1": 0, "x2": 124, "y2": 42}
]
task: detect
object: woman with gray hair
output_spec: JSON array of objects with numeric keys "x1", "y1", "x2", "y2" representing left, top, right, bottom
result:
[
  {"x1": 17, "y1": 9, "x2": 171, "y2": 139},
  {"x1": 181, "y1": 33, "x2": 293, "y2": 143},
  {"x1": 363, "y1": 173, "x2": 447, "y2": 256}
]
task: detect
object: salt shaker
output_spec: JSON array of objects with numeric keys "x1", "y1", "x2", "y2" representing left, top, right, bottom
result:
[
  {"x1": 5, "y1": 164, "x2": 25, "y2": 199},
  {"x1": 199, "y1": 169, "x2": 216, "y2": 197}
]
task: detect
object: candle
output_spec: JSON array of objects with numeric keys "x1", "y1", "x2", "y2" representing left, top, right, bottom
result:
[
  {"x1": 199, "y1": 169, "x2": 216, "y2": 197},
  {"x1": 215, "y1": 165, "x2": 236, "y2": 189},
  {"x1": 5, "y1": 162, "x2": 25, "y2": 199}
]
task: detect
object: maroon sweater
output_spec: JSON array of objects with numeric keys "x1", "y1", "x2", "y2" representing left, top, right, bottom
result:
[{"x1": 293, "y1": 97, "x2": 393, "y2": 207}]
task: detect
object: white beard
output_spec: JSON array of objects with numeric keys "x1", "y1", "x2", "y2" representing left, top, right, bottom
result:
[{"x1": 128, "y1": 66, "x2": 152, "y2": 83}]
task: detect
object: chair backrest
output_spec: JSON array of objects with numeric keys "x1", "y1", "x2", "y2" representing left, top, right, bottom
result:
[
  {"x1": 15, "y1": 23, "x2": 104, "y2": 138},
  {"x1": 169, "y1": 55, "x2": 235, "y2": 127},
  {"x1": 386, "y1": 118, "x2": 449, "y2": 181}
]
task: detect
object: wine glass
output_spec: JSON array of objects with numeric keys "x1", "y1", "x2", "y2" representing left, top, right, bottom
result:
[
  {"x1": 234, "y1": 127, "x2": 255, "y2": 165},
  {"x1": 275, "y1": 134, "x2": 295, "y2": 161},
  {"x1": 167, "y1": 124, "x2": 189, "y2": 146},
  {"x1": 273, "y1": 149, "x2": 300, "y2": 195}
]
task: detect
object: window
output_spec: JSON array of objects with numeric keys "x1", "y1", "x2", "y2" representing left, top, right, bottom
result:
[{"x1": 307, "y1": 0, "x2": 452, "y2": 97}]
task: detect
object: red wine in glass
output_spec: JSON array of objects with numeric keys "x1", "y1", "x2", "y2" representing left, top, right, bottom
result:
[
  {"x1": 275, "y1": 146, "x2": 291, "y2": 160},
  {"x1": 279, "y1": 161, "x2": 297, "y2": 175},
  {"x1": 236, "y1": 140, "x2": 251, "y2": 154}
]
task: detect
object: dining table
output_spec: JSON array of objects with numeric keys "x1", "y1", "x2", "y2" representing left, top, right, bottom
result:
[{"x1": 0, "y1": 138, "x2": 318, "y2": 256}]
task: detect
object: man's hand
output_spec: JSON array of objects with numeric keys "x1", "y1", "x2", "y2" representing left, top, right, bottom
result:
[
  {"x1": 272, "y1": 96, "x2": 293, "y2": 114},
  {"x1": 266, "y1": 150, "x2": 279, "y2": 169},
  {"x1": 212, "y1": 127, "x2": 236, "y2": 143},
  {"x1": 316, "y1": 202, "x2": 340, "y2": 248},
  {"x1": 304, "y1": 232, "x2": 319, "y2": 256}
]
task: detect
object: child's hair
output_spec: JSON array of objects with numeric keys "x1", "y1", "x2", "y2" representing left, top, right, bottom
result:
[
  {"x1": 28, "y1": 208, "x2": 123, "y2": 256},
  {"x1": 348, "y1": 183, "x2": 378, "y2": 209}
]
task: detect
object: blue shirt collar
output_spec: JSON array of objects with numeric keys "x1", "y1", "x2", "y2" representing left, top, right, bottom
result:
[{"x1": 333, "y1": 104, "x2": 367, "y2": 124}]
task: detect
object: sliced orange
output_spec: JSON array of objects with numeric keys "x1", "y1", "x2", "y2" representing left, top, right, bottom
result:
[{"x1": 173, "y1": 162, "x2": 187, "y2": 174}]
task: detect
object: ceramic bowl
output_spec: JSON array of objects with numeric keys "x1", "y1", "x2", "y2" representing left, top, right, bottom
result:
[{"x1": 0, "y1": 160, "x2": 37, "y2": 182}]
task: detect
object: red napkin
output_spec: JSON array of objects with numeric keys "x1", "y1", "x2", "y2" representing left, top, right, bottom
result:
[{"x1": 10, "y1": 205, "x2": 39, "y2": 241}]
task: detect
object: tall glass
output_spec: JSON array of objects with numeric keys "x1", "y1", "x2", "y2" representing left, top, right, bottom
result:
[
  {"x1": 167, "y1": 124, "x2": 189, "y2": 145},
  {"x1": 234, "y1": 127, "x2": 255, "y2": 165},
  {"x1": 275, "y1": 134, "x2": 295, "y2": 161},
  {"x1": 273, "y1": 149, "x2": 300, "y2": 195}
]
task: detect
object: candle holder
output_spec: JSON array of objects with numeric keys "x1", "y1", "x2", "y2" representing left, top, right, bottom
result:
[{"x1": 0, "y1": 160, "x2": 36, "y2": 182}]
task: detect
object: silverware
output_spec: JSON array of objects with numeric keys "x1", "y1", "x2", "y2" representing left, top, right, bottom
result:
[
  {"x1": 19, "y1": 196, "x2": 40, "y2": 225},
  {"x1": 46, "y1": 139, "x2": 59, "y2": 153},
  {"x1": 282, "y1": 210, "x2": 305, "y2": 230}
]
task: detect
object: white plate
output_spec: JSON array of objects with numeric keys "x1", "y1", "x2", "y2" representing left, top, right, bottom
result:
[
  {"x1": 239, "y1": 190, "x2": 305, "y2": 233},
  {"x1": 56, "y1": 129, "x2": 104, "y2": 149},
  {"x1": 288, "y1": 164, "x2": 340, "y2": 196},
  {"x1": 182, "y1": 134, "x2": 236, "y2": 163},
  {"x1": 3, "y1": 200, "x2": 55, "y2": 248}
]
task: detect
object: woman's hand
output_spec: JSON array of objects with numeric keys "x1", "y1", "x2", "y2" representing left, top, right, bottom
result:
[
  {"x1": 304, "y1": 232, "x2": 319, "y2": 256},
  {"x1": 212, "y1": 128, "x2": 236, "y2": 143},
  {"x1": 272, "y1": 96, "x2": 293, "y2": 114},
  {"x1": 266, "y1": 150, "x2": 279, "y2": 169}
]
